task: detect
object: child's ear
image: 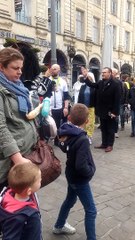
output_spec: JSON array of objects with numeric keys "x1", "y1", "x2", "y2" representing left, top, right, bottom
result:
[
  {"x1": 0, "y1": 63, "x2": 4, "y2": 72},
  {"x1": 85, "y1": 118, "x2": 89, "y2": 124},
  {"x1": 27, "y1": 187, "x2": 32, "y2": 196}
]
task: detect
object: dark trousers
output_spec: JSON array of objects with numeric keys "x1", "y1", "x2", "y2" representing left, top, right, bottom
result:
[
  {"x1": 119, "y1": 104, "x2": 125, "y2": 128},
  {"x1": 51, "y1": 108, "x2": 63, "y2": 129},
  {"x1": 131, "y1": 110, "x2": 135, "y2": 135},
  {"x1": 51, "y1": 108, "x2": 63, "y2": 145},
  {"x1": 115, "y1": 116, "x2": 119, "y2": 133},
  {"x1": 100, "y1": 117, "x2": 116, "y2": 147}
]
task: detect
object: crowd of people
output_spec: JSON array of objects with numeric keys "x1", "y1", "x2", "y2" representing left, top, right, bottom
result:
[
  {"x1": 0, "y1": 46, "x2": 135, "y2": 240},
  {"x1": 73, "y1": 66, "x2": 135, "y2": 146}
]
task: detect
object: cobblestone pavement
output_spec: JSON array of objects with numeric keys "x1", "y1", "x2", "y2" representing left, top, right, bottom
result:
[{"x1": 38, "y1": 123, "x2": 135, "y2": 240}]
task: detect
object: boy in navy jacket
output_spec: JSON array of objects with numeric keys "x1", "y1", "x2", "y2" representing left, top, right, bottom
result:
[
  {"x1": 53, "y1": 103, "x2": 97, "y2": 240},
  {"x1": 0, "y1": 162, "x2": 42, "y2": 240}
]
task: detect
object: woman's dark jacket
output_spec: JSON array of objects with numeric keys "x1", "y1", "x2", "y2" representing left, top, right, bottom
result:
[
  {"x1": 78, "y1": 84, "x2": 96, "y2": 107},
  {"x1": 85, "y1": 77, "x2": 121, "y2": 119}
]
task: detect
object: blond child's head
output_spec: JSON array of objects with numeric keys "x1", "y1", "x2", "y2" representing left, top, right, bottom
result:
[{"x1": 8, "y1": 162, "x2": 41, "y2": 195}]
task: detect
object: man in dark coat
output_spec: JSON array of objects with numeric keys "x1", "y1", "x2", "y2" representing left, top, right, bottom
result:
[{"x1": 82, "y1": 67, "x2": 121, "y2": 152}]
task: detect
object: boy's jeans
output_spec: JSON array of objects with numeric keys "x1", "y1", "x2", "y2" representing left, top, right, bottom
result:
[{"x1": 54, "y1": 183, "x2": 97, "y2": 240}]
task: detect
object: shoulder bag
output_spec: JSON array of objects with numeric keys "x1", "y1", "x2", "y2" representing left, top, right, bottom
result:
[{"x1": 25, "y1": 140, "x2": 61, "y2": 188}]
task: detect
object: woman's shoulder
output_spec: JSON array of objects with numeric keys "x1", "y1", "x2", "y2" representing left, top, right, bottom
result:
[
  {"x1": 0, "y1": 85, "x2": 11, "y2": 96},
  {"x1": 0, "y1": 85, "x2": 7, "y2": 94}
]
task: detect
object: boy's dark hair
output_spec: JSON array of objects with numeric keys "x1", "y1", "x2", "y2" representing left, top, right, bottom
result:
[
  {"x1": 8, "y1": 162, "x2": 40, "y2": 194},
  {"x1": 69, "y1": 103, "x2": 89, "y2": 126}
]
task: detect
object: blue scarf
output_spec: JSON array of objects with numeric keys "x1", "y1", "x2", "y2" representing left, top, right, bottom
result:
[{"x1": 0, "y1": 72, "x2": 31, "y2": 114}]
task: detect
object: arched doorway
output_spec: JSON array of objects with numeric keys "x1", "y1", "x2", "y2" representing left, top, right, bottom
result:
[
  {"x1": 43, "y1": 49, "x2": 68, "y2": 75},
  {"x1": 121, "y1": 63, "x2": 132, "y2": 76},
  {"x1": 72, "y1": 54, "x2": 86, "y2": 85},
  {"x1": 89, "y1": 58, "x2": 100, "y2": 82}
]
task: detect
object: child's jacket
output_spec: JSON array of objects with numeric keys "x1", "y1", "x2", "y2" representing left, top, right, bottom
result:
[
  {"x1": 0, "y1": 188, "x2": 42, "y2": 240},
  {"x1": 58, "y1": 122, "x2": 96, "y2": 184}
]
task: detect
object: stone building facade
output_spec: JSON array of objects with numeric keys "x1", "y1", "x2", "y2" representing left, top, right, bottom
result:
[{"x1": 0, "y1": 0, "x2": 135, "y2": 87}]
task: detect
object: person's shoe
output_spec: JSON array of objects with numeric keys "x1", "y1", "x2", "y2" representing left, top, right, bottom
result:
[
  {"x1": 130, "y1": 133, "x2": 135, "y2": 137},
  {"x1": 120, "y1": 127, "x2": 124, "y2": 131},
  {"x1": 53, "y1": 222, "x2": 76, "y2": 235},
  {"x1": 94, "y1": 144, "x2": 106, "y2": 149},
  {"x1": 115, "y1": 133, "x2": 119, "y2": 138},
  {"x1": 105, "y1": 146, "x2": 113, "y2": 152}
]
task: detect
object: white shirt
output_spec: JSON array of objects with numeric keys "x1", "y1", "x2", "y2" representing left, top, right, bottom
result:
[
  {"x1": 73, "y1": 81, "x2": 83, "y2": 104},
  {"x1": 49, "y1": 76, "x2": 68, "y2": 109}
]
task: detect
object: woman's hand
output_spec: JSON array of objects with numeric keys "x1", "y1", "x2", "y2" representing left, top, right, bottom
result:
[
  {"x1": 44, "y1": 69, "x2": 51, "y2": 77},
  {"x1": 10, "y1": 152, "x2": 31, "y2": 165}
]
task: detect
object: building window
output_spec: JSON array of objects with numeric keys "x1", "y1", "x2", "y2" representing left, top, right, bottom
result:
[
  {"x1": 93, "y1": 0, "x2": 101, "y2": 5},
  {"x1": 15, "y1": 0, "x2": 22, "y2": 11},
  {"x1": 125, "y1": 31, "x2": 130, "y2": 52},
  {"x1": 48, "y1": 0, "x2": 51, "y2": 29},
  {"x1": 76, "y1": 10, "x2": 84, "y2": 39},
  {"x1": 55, "y1": 0, "x2": 61, "y2": 32},
  {"x1": 48, "y1": 0, "x2": 61, "y2": 33},
  {"x1": 126, "y1": 0, "x2": 131, "y2": 23},
  {"x1": 111, "y1": 0, "x2": 117, "y2": 16},
  {"x1": 15, "y1": 0, "x2": 31, "y2": 25},
  {"x1": 112, "y1": 25, "x2": 117, "y2": 49},
  {"x1": 92, "y1": 17, "x2": 100, "y2": 44}
]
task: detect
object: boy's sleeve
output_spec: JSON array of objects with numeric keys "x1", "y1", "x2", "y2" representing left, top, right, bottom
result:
[
  {"x1": 2, "y1": 215, "x2": 27, "y2": 240},
  {"x1": 2, "y1": 212, "x2": 42, "y2": 240},
  {"x1": 75, "y1": 138, "x2": 96, "y2": 179}
]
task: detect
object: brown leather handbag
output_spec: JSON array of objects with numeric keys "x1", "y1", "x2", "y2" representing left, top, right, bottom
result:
[{"x1": 25, "y1": 140, "x2": 61, "y2": 188}]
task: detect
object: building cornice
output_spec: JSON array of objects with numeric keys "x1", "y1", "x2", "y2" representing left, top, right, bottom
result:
[{"x1": 0, "y1": 20, "x2": 12, "y2": 30}]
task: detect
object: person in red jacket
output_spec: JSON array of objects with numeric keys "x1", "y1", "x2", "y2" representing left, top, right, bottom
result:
[{"x1": 0, "y1": 162, "x2": 42, "y2": 240}]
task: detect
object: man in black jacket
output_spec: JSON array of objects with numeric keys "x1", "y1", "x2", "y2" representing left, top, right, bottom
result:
[{"x1": 82, "y1": 67, "x2": 121, "y2": 152}]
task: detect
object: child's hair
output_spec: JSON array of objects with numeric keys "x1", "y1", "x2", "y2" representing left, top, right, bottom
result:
[
  {"x1": 69, "y1": 103, "x2": 89, "y2": 126},
  {"x1": 8, "y1": 162, "x2": 40, "y2": 194}
]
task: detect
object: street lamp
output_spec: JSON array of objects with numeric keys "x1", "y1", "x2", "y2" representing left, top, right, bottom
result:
[
  {"x1": 51, "y1": 0, "x2": 57, "y2": 65},
  {"x1": 67, "y1": 45, "x2": 76, "y2": 63}
]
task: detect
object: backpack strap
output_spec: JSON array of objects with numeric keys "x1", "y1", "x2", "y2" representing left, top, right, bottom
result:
[{"x1": 0, "y1": 187, "x2": 9, "y2": 203}]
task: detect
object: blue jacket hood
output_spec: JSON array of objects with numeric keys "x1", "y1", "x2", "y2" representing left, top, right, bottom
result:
[
  {"x1": 57, "y1": 123, "x2": 87, "y2": 153},
  {"x1": 58, "y1": 122, "x2": 86, "y2": 137}
]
